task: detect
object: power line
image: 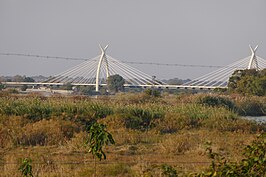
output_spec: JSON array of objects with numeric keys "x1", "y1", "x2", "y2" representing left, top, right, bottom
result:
[{"x1": 0, "y1": 52, "x2": 225, "y2": 68}]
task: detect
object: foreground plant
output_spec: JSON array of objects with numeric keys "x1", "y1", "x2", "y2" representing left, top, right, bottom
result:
[
  {"x1": 18, "y1": 158, "x2": 33, "y2": 177},
  {"x1": 86, "y1": 122, "x2": 115, "y2": 176}
]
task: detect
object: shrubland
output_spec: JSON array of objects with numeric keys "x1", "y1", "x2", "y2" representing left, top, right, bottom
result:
[{"x1": 0, "y1": 92, "x2": 265, "y2": 176}]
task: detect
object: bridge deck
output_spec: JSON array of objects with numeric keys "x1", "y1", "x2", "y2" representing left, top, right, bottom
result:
[{"x1": 2, "y1": 82, "x2": 227, "y2": 90}]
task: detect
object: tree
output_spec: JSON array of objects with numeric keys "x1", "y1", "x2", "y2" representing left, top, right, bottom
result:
[
  {"x1": 165, "y1": 78, "x2": 183, "y2": 85},
  {"x1": 13, "y1": 75, "x2": 24, "y2": 82},
  {"x1": 85, "y1": 122, "x2": 115, "y2": 176},
  {"x1": 228, "y1": 69, "x2": 266, "y2": 96},
  {"x1": 23, "y1": 77, "x2": 35, "y2": 82},
  {"x1": 77, "y1": 85, "x2": 95, "y2": 95},
  {"x1": 107, "y1": 74, "x2": 125, "y2": 93},
  {"x1": 62, "y1": 82, "x2": 73, "y2": 90}
]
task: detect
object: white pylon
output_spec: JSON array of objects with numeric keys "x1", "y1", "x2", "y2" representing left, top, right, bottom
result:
[
  {"x1": 96, "y1": 45, "x2": 109, "y2": 92},
  {"x1": 248, "y1": 45, "x2": 259, "y2": 70}
]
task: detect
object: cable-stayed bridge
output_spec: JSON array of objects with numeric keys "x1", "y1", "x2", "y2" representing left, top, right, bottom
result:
[{"x1": 2, "y1": 45, "x2": 266, "y2": 91}]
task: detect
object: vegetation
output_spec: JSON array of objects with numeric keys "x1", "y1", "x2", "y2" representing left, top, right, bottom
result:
[
  {"x1": 0, "y1": 82, "x2": 4, "y2": 90},
  {"x1": 86, "y1": 122, "x2": 115, "y2": 177},
  {"x1": 0, "y1": 93, "x2": 265, "y2": 176},
  {"x1": 144, "y1": 88, "x2": 161, "y2": 97},
  {"x1": 228, "y1": 69, "x2": 266, "y2": 96},
  {"x1": 107, "y1": 74, "x2": 125, "y2": 93},
  {"x1": 196, "y1": 95, "x2": 235, "y2": 110},
  {"x1": 19, "y1": 158, "x2": 33, "y2": 177},
  {"x1": 194, "y1": 133, "x2": 266, "y2": 177},
  {"x1": 76, "y1": 85, "x2": 96, "y2": 95},
  {"x1": 86, "y1": 122, "x2": 115, "y2": 161}
]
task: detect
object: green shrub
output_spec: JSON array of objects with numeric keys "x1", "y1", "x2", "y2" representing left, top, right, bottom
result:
[
  {"x1": 117, "y1": 105, "x2": 164, "y2": 130},
  {"x1": 144, "y1": 88, "x2": 161, "y2": 97},
  {"x1": 197, "y1": 95, "x2": 235, "y2": 110},
  {"x1": 236, "y1": 98, "x2": 265, "y2": 116},
  {"x1": 194, "y1": 133, "x2": 266, "y2": 177},
  {"x1": 18, "y1": 158, "x2": 33, "y2": 177}
]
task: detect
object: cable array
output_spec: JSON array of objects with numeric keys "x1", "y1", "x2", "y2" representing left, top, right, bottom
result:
[
  {"x1": 45, "y1": 54, "x2": 166, "y2": 86},
  {"x1": 183, "y1": 56, "x2": 266, "y2": 87}
]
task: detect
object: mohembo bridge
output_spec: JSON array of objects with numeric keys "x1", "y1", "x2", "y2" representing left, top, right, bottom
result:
[{"x1": 3, "y1": 45, "x2": 266, "y2": 91}]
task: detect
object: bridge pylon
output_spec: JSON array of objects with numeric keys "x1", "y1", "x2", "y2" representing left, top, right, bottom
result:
[
  {"x1": 248, "y1": 45, "x2": 259, "y2": 70},
  {"x1": 96, "y1": 45, "x2": 109, "y2": 92}
]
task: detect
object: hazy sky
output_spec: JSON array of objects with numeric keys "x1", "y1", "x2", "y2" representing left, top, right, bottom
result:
[{"x1": 0, "y1": 0, "x2": 265, "y2": 80}]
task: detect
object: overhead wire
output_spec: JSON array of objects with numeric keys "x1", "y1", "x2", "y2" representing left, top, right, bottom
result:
[{"x1": 0, "y1": 52, "x2": 233, "y2": 69}]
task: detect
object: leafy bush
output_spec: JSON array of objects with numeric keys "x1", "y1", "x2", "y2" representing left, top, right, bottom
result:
[
  {"x1": 19, "y1": 158, "x2": 33, "y2": 177},
  {"x1": 236, "y1": 98, "x2": 265, "y2": 116},
  {"x1": 144, "y1": 88, "x2": 161, "y2": 97},
  {"x1": 197, "y1": 95, "x2": 235, "y2": 110},
  {"x1": 194, "y1": 133, "x2": 266, "y2": 177},
  {"x1": 117, "y1": 105, "x2": 164, "y2": 130}
]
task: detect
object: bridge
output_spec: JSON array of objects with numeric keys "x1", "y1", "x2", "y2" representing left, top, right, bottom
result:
[{"x1": 2, "y1": 45, "x2": 266, "y2": 91}]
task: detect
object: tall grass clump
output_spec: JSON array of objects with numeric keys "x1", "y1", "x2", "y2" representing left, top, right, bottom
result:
[
  {"x1": 20, "y1": 119, "x2": 79, "y2": 146},
  {"x1": 115, "y1": 104, "x2": 165, "y2": 130},
  {"x1": 0, "y1": 96, "x2": 114, "y2": 121},
  {"x1": 196, "y1": 95, "x2": 236, "y2": 111},
  {"x1": 0, "y1": 116, "x2": 28, "y2": 148},
  {"x1": 235, "y1": 97, "x2": 265, "y2": 116},
  {"x1": 156, "y1": 103, "x2": 260, "y2": 133}
]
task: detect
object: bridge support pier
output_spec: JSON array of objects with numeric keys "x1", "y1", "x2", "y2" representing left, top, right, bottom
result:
[
  {"x1": 248, "y1": 45, "x2": 259, "y2": 70},
  {"x1": 95, "y1": 45, "x2": 109, "y2": 92}
]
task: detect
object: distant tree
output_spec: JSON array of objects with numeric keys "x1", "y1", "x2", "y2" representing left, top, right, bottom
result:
[
  {"x1": 0, "y1": 82, "x2": 4, "y2": 90},
  {"x1": 23, "y1": 77, "x2": 35, "y2": 82},
  {"x1": 13, "y1": 75, "x2": 24, "y2": 82},
  {"x1": 77, "y1": 86, "x2": 95, "y2": 95},
  {"x1": 144, "y1": 88, "x2": 161, "y2": 97},
  {"x1": 166, "y1": 78, "x2": 183, "y2": 85},
  {"x1": 228, "y1": 69, "x2": 266, "y2": 96},
  {"x1": 107, "y1": 74, "x2": 125, "y2": 93},
  {"x1": 62, "y1": 83, "x2": 73, "y2": 90}
]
